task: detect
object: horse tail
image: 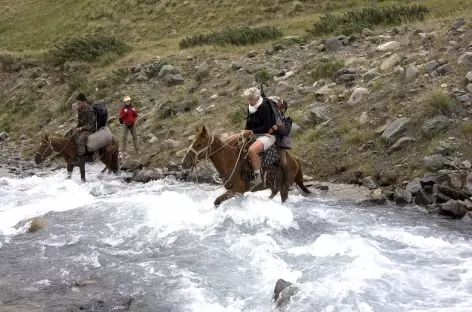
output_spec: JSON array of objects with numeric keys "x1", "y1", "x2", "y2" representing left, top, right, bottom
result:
[{"x1": 294, "y1": 156, "x2": 311, "y2": 194}]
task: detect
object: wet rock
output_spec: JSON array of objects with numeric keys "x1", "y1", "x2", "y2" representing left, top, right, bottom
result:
[
  {"x1": 406, "y1": 178, "x2": 422, "y2": 195},
  {"x1": 362, "y1": 176, "x2": 378, "y2": 190},
  {"x1": 440, "y1": 199, "x2": 468, "y2": 218},
  {"x1": 28, "y1": 218, "x2": 47, "y2": 233},
  {"x1": 74, "y1": 279, "x2": 98, "y2": 287},
  {"x1": 415, "y1": 189, "x2": 433, "y2": 205},
  {"x1": 449, "y1": 172, "x2": 463, "y2": 189},
  {"x1": 325, "y1": 37, "x2": 343, "y2": 52},
  {"x1": 120, "y1": 159, "x2": 143, "y2": 171},
  {"x1": 347, "y1": 87, "x2": 369, "y2": 105},
  {"x1": 394, "y1": 187, "x2": 412, "y2": 205},
  {"x1": 357, "y1": 194, "x2": 387, "y2": 206},
  {"x1": 188, "y1": 164, "x2": 218, "y2": 184},
  {"x1": 380, "y1": 53, "x2": 402, "y2": 72},
  {"x1": 380, "y1": 117, "x2": 410, "y2": 143},
  {"x1": 388, "y1": 136, "x2": 414, "y2": 153},
  {"x1": 458, "y1": 52, "x2": 472, "y2": 68},
  {"x1": 422, "y1": 115, "x2": 450, "y2": 138},
  {"x1": 423, "y1": 154, "x2": 450, "y2": 171},
  {"x1": 436, "y1": 185, "x2": 469, "y2": 201},
  {"x1": 131, "y1": 168, "x2": 164, "y2": 183},
  {"x1": 273, "y1": 279, "x2": 299, "y2": 308}
]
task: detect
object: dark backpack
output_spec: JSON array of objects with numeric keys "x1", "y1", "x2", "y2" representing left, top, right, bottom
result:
[
  {"x1": 92, "y1": 100, "x2": 108, "y2": 130},
  {"x1": 260, "y1": 83, "x2": 283, "y2": 128}
]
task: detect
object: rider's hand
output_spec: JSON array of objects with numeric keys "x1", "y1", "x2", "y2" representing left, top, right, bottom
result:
[
  {"x1": 242, "y1": 130, "x2": 252, "y2": 137},
  {"x1": 123, "y1": 109, "x2": 128, "y2": 113},
  {"x1": 131, "y1": 107, "x2": 136, "y2": 112},
  {"x1": 272, "y1": 125, "x2": 278, "y2": 131}
]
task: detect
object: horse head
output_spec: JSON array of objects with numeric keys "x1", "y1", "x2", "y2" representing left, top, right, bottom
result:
[
  {"x1": 35, "y1": 134, "x2": 53, "y2": 164},
  {"x1": 181, "y1": 124, "x2": 214, "y2": 169}
]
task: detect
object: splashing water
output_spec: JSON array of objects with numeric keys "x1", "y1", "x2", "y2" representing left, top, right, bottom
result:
[{"x1": 1, "y1": 165, "x2": 472, "y2": 311}]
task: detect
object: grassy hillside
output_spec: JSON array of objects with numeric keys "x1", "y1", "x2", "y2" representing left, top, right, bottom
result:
[{"x1": 1, "y1": 0, "x2": 472, "y2": 187}]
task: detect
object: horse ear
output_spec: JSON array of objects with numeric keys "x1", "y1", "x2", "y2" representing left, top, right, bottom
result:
[
  {"x1": 44, "y1": 134, "x2": 49, "y2": 141},
  {"x1": 200, "y1": 125, "x2": 208, "y2": 136},
  {"x1": 195, "y1": 124, "x2": 203, "y2": 134}
]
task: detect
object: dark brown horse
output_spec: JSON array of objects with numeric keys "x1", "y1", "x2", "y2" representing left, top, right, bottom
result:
[
  {"x1": 181, "y1": 124, "x2": 311, "y2": 206},
  {"x1": 34, "y1": 134, "x2": 120, "y2": 182}
]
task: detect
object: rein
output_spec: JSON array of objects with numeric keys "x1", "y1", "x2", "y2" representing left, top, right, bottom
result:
[
  {"x1": 186, "y1": 134, "x2": 249, "y2": 188},
  {"x1": 36, "y1": 136, "x2": 73, "y2": 160}
]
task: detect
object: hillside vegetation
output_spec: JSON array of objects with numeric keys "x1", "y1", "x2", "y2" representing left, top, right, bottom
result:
[{"x1": 1, "y1": 0, "x2": 472, "y2": 190}]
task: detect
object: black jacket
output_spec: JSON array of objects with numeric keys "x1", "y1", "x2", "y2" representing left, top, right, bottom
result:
[{"x1": 245, "y1": 100, "x2": 273, "y2": 134}]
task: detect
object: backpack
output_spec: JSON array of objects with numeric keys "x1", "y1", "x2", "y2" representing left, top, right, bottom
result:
[
  {"x1": 92, "y1": 100, "x2": 108, "y2": 131},
  {"x1": 260, "y1": 83, "x2": 283, "y2": 128}
]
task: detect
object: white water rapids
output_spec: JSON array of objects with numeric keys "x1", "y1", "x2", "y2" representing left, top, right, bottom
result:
[{"x1": 1, "y1": 165, "x2": 472, "y2": 312}]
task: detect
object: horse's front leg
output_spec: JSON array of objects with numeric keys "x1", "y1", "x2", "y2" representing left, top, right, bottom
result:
[
  {"x1": 66, "y1": 163, "x2": 74, "y2": 179},
  {"x1": 214, "y1": 190, "x2": 240, "y2": 206}
]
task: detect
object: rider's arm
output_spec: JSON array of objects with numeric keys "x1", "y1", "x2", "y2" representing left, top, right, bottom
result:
[
  {"x1": 82, "y1": 107, "x2": 97, "y2": 132},
  {"x1": 277, "y1": 117, "x2": 292, "y2": 136}
]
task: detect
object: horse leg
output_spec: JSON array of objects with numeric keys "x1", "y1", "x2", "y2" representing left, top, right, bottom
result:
[
  {"x1": 78, "y1": 157, "x2": 86, "y2": 182},
  {"x1": 214, "y1": 190, "x2": 239, "y2": 206},
  {"x1": 66, "y1": 163, "x2": 74, "y2": 179},
  {"x1": 269, "y1": 189, "x2": 279, "y2": 199}
]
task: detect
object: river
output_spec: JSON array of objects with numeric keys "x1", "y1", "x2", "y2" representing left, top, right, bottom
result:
[{"x1": 1, "y1": 165, "x2": 472, "y2": 312}]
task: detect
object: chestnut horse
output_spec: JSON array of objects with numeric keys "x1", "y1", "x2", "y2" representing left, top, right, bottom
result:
[
  {"x1": 181, "y1": 124, "x2": 311, "y2": 206},
  {"x1": 34, "y1": 134, "x2": 120, "y2": 182}
]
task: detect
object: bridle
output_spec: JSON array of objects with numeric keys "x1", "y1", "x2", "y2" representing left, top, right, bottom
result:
[
  {"x1": 35, "y1": 136, "x2": 72, "y2": 160},
  {"x1": 182, "y1": 133, "x2": 249, "y2": 187}
]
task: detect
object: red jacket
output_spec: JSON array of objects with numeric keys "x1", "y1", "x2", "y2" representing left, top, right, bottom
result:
[{"x1": 120, "y1": 105, "x2": 138, "y2": 125}]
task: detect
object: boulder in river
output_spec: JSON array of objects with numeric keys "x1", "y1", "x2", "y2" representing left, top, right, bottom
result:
[{"x1": 273, "y1": 279, "x2": 299, "y2": 308}]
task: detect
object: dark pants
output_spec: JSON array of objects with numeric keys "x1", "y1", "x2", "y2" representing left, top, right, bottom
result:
[{"x1": 73, "y1": 131, "x2": 92, "y2": 156}]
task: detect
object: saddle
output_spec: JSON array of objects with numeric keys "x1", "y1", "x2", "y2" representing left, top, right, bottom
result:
[{"x1": 237, "y1": 137, "x2": 281, "y2": 181}]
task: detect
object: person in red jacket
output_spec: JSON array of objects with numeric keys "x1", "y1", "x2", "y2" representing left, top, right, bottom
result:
[{"x1": 119, "y1": 95, "x2": 140, "y2": 154}]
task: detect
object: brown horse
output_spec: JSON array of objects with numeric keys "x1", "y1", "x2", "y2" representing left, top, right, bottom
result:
[
  {"x1": 34, "y1": 134, "x2": 120, "y2": 182},
  {"x1": 181, "y1": 124, "x2": 311, "y2": 206}
]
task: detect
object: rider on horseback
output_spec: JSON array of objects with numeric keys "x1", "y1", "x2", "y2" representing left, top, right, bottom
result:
[
  {"x1": 72, "y1": 93, "x2": 96, "y2": 167},
  {"x1": 241, "y1": 87, "x2": 276, "y2": 188},
  {"x1": 270, "y1": 96, "x2": 292, "y2": 187}
]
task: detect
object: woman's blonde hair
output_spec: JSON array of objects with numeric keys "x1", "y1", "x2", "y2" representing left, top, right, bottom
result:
[{"x1": 243, "y1": 87, "x2": 261, "y2": 100}]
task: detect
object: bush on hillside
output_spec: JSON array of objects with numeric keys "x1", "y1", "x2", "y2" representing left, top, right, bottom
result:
[
  {"x1": 48, "y1": 35, "x2": 131, "y2": 65},
  {"x1": 311, "y1": 5, "x2": 429, "y2": 36},
  {"x1": 179, "y1": 26, "x2": 283, "y2": 49}
]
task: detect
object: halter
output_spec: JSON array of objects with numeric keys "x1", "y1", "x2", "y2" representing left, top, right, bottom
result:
[
  {"x1": 35, "y1": 136, "x2": 72, "y2": 160},
  {"x1": 184, "y1": 135, "x2": 216, "y2": 165}
]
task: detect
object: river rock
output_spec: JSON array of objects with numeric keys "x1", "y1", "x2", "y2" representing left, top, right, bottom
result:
[
  {"x1": 440, "y1": 199, "x2": 468, "y2": 218},
  {"x1": 422, "y1": 115, "x2": 451, "y2": 138},
  {"x1": 380, "y1": 117, "x2": 410, "y2": 143},
  {"x1": 273, "y1": 279, "x2": 299, "y2": 308},
  {"x1": 415, "y1": 189, "x2": 433, "y2": 205},
  {"x1": 436, "y1": 185, "x2": 469, "y2": 201},
  {"x1": 120, "y1": 159, "x2": 143, "y2": 171},
  {"x1": 421, "y1": 172, "x2": 450, "y2": 186},
  {"x1": 449, "y1": 172, "x2": 463, "y2": 189},
  {"x1": 423, "y1": 154, "x2": 449, "y2": 171},
  {"x1": 406, "y1": 178, "x2": 422, "y2": 195},
  {"x1": 394, "y1": 187, "x2": 412, "y2": 205},
  {"x1": 362, "y1": 176, "x2": 378, "y2": 190},
  {"x1": 132, "y1": 168, "x2": 164, "y2": 183},
  {"x1": 325, "y1": 37, "x2": 343, "y2": 52},
  {"x1": 188, "y1": 164, "x2": 218, "y2": 184},
  {"x1": 458, "y1": 52, "x2": 472, "y2": 68}
]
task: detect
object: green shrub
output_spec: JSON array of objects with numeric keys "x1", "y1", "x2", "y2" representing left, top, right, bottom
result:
[
  {"x1": 310, "y1": 57, "x2": 345, "y2": 81},
  {"x1": 179, "y1": 26, "x2": 283, "y2": 49},
  {"x1": 426, "y1": 90, "x2": 452, "y2": 115},
  {"x1": 311, "y1": 5, "x2": 429, "y2": 36},
  {"x1": 48, "y1": 35, "x2": 131, "y2": 65},
  {"x1": 228, "y1": 107, "x2": 247, "y2": 125},
  {"x1": 254, "y1": 67, "x2": 270, "y2": 84}
]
